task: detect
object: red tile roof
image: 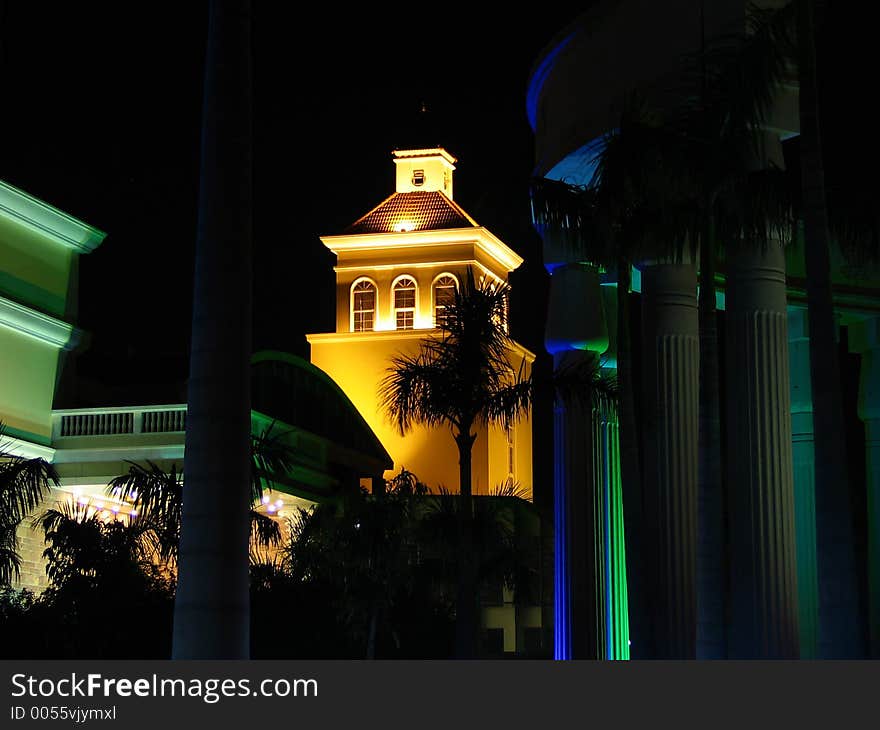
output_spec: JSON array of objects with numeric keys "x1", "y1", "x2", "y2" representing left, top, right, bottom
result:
[{"x1": 343, "y1": 191, "x2": 478, "y2": 234}]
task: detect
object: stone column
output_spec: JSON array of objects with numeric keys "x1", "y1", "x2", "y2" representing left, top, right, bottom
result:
[
  {"x1": 726, "y1": 244, "x2": 799, "y2": 658},
  {"x1": 787, "y1": 307, "x2": 819, "y2": 659},
  {"x1": 849, "y1": 317, "x2": 880, "y2": 657},
  {"x1": 546, "y1": 263, "x2": 608, "y2": 659},
  {"x1": 640, "y1": 263, "x2": 699, "y2": 659}
]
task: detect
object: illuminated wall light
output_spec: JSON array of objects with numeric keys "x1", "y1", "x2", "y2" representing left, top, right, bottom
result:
[
  {"x1": 274, "y1": 499, "x2": 283, "y2": 508},
  {"x1": 111, "y1": 506, "x2": 120, "y2": 514},
  {"x1": 130, "y1": 510, "x2": 138, "y2": 518},
  {"x1": 130, "y1": 490, "x2": 138, "y2": 500},
  {"x1": 373, "y1": 318, "x2": 396, "y2": 332},
  {"x1": 96, "y1": 502, "x2": 104, "y2": 510},
  {"x1": 261, "y1": 495, "x2": 270, "y2": 505},
  {"x1": 77, "y1": 496, "x2": 87, "y2": 505},
  {"x1": 267, "y1": 505, "x2": 277, "y2": 513}
]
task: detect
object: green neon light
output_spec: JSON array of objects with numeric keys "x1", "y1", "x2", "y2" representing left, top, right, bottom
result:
[
  {"x1": 0, "y1": 294, "x2": 76, "y2": 348},
  {"x1": 608, "y1": 408, "x2": 630, "y2": 659},
  {"x1": 595, "y1": 398, "x2": 630, "y2": 660},
  {"x1": 0, "y1": 179, "x2": 106, "y2": 254}
]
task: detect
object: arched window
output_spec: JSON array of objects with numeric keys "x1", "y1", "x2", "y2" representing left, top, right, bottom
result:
[
  {"x1": 392, "y1": 276, "x2": 417, "y2": 330},
  {"x1": 351, "y1": 278, "x2": 377, "y2": 332},
  {"x1": 433, "y1": 274, "x2": 458, "y2": 328}
]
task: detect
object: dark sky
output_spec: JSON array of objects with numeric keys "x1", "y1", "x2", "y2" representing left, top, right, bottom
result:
[
  {"x1": 0, "y1": 2, "x2": 870, "y2": 406},
  {"x1": 0, "y1": 3, "x2": 581, "y2": 404}
]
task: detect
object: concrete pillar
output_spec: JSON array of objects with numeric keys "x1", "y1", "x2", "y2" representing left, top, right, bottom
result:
[
  {"x1": 849, "y1": 317, "x2": 880, "y2": 657},
  {"x1": 787, "y1": 307, "x2": 819, "y2": 659},
  {"x1": 640, "y1": 263, "x2": 699, "y2": 659},
  {"x1": 726, "y1": 244, "x2": 799, "y2": 658},
  {"x1": 546, "y1": 263, "x2": 608, "y2": 659}
]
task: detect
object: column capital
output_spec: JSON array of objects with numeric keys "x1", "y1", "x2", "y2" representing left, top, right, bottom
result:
[{"x1": 545, "y1": 264, "x2": 608, "y2": 356}]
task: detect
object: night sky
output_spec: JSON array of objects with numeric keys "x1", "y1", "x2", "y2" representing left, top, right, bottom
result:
[
  {"x1": 0, "y1": 3, "x2": 580, "y2": 406},
  {"x1": 0, "y1": 2, "x2": 871, "y2": 411}
]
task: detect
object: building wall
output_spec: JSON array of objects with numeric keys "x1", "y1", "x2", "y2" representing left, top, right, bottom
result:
[
  {"x1": 0, "y1": 328, "x2": 62, "y2": 442},
  {"x1": 528, "y1": 0, "x2": 797, "y2": 180},
  {"x1": 311, "y1": 332, "x2": 475, "y2": 490},
  {"x1": 310, "y1": 331, "x2": 532, "y2": 497},
  {"x1": 336, "y1": 263, "x2": 473, "y2": 333},
  {"x1": 0, "y1": 215, "x2": 74, "y2": 319}
]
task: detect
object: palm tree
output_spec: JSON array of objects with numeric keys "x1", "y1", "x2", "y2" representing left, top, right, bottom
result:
[
  {"x1": 174, "y1": 0, "x2": 254, "y2": 660},
  {"x1": 107, "y1": 458, "x2": 281, "y2": 570},
  {"x1": 0, "y1": 435, "x2": 59, "y2": 585},
  {"x1": 107, "y1": 422, "x2": 290, "y2": 567},
  {"x1": 379, "y1": 270, "x2": 532, "y2": 658},
  {"x1": 32, "y1": 500, "x2": 175, "y2": 659},
  {"x1": 35, "y1": 501, "x2": 163, "y2": 591}
]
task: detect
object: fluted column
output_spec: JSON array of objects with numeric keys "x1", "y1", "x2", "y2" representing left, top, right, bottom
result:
[
  {"x1": 546, "y1": 263, "x2": 608, "y2": 659},
  {"x1": 553, "y1": 349, "x2": 596, "y2": 659},
  {"x1": 726, "y1": 244, "x2": 799, "y2": 658},
  {"x1": 641, "y1": 263, "x2": 699, "y2": 659},
  {"x1": 849, "y1": 317, "x2": 880, "y2": 657},
  {"x1": 788, "y1": 307, "x2": 819, "y2": 659}
]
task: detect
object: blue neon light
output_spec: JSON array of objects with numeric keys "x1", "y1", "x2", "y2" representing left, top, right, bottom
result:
[
  {"x1": 554, "y1": 407, "x2": 571, "y2": 660},
  {"x1": 526, "y1": 34, "x2": 575, "y2": 132}
]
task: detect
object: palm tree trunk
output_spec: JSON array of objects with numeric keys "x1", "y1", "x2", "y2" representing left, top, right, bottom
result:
[
  {"x1": 797, "y1": 0, "x2": 863, "y2": 658},
  {"x1": 697, "y1": 212, "x2": 725, "y2": 658},
  {"x1": 172, "y1": 0, "x2": 254, "y2": 659},
  {"x1": 455, "y1": 429, "x2": 477, "y2": 658},
  {"x1": 616, "y1": 258, "x2": 646, "y2": 657}
]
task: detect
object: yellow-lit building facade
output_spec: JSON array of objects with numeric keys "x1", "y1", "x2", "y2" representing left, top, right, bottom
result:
[
  {"x1": 0, "y1": 152, "x2": 544, "y2": 655},
  {"x1": 307, "y1": 148, "x2": 535, "y2": 498}
]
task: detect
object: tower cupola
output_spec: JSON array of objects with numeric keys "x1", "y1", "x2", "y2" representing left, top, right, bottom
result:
[{"x1": 393, "y1": 148, "x2": 456, "y2": 199}]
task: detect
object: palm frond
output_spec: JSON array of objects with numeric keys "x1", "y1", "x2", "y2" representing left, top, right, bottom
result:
[
  {"x1": 250, "y1": 509, "x2": 282, "y2": 549},
  {"x1": 380, "y1": 268, "x2": 532, "y2": 440},
  {"x1": 0, "y1": 455, "x2": 59, "y2": 525},
  {"x1": 0, "y1": 523, "x2": 22, "y2": 584},
  {"x1": 485, "y1": 377, "x2": 534, "y2": 427},
  {"x1": 489, "y1": 478, "x2": 530, "y2": 501},
  {"x1": 379, "y1": 352, "x2": 454, "y2": 434},
  {"x1": 107, "y1": 461, "x2": 182, "y2": 562},
  {"x1": 551, "y1": 354, "x2": 618, "y2": 409},
  {"x1": 251, "y1": 420, "x2": 297, "y2": 502}
]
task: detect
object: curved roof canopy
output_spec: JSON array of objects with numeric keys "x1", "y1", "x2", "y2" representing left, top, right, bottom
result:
[{"x1": 251, "y1": 350, "x2": 392, "y2": 471}]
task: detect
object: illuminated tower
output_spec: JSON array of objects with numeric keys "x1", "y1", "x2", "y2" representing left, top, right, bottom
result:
[{"x1": 307, "y1": 148, "x2": 535, "y2": 498}]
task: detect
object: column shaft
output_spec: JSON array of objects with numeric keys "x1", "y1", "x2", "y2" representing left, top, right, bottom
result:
[
  {"x1": 641, "y1": 264, "x2": 699, "y2": 659},
  {"x1": 726, "y1": 245, "x2": 799, "y2": 658},
  {"x1": 866, "y1": 419, "x2": 880, "y2": 657},
  {"x1": 849, "y1": 318, "x2": 880, "y2": 657},
  {"x1": 553, "y1": 350, "x2": 598, "y2": 659},
  {"x1": 546, "y1": 264, "x2": 608, "y2": 659},
  {"x1": 788, "y1": 309, "x2": 818, "y2": 658}
]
